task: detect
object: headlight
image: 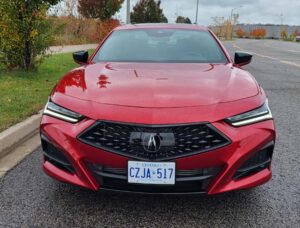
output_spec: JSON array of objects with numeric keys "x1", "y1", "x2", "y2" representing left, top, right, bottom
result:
[
  {"x1": 225, "y1": 100, "x2": 272, "y2": 127},
  {"x1": 43, "y1": 99, "x2": 84, "y2": 123}
]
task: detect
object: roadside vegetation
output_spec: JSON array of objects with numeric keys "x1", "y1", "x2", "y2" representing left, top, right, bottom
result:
[
  {"x1": 0, "y1": 0, "x2": 171, "y2": 132},
  {"x1": 0, "y1": 0, "x2": 61, "y2": 70},
  {"x1": 1, "y1": 0, "x2": 297, "y2": 133},
  {"x1": 234, "y1": 26, "x2": 300, "y2": 41},
  {"x1": 0, "y1": 51, "x2": 78, "y2": 132},
  {"x1": 210, "y1": 13, "x2": 299, "y2": 42},
  {"x1": 51, "y1": 0, "x2": 169, "y2": 45}
]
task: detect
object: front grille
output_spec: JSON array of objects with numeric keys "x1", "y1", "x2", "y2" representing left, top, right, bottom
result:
[
  {"x1": 78, "y1": 121, "x2": 230, "y2": 161},
  {"x1": 86, "y1": 163, "x2": 221, "y2": 193}
]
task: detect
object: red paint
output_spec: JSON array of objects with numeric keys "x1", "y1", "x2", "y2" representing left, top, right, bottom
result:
[{"x1": 41, "y1": 24, "x2": 276, "y2": 194}]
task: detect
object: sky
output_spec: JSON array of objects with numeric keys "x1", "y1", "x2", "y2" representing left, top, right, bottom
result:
[{"x1": 115, "y1": 0, "x2": 300, "y2": 26}]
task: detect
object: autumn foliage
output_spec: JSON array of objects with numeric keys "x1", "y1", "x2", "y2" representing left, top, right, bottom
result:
[
  {"x1": 99, "y1": 19, "x2": 120, "y2": 40},
  {"x1": 52, "y1": 17, "x2": 120, "y2": 45},
  {"x1": 250, "y1": 28, "x2": 266, "y2": 39},
  {"x1": 0, "y1": 0, "x2": 61, "y2": 70},
  {"x1": 236, "y1": 27, "x2": 246, "y2": 38}
]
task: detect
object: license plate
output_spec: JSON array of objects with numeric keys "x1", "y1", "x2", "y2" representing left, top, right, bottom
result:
[{"x1": 128, "y1": 161, "x2": 175, "y2": 185}]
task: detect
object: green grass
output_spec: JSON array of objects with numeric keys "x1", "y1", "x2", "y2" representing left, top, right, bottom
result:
[{"x1": 0, "y1": 52, "x2": 90, "y2": 132}]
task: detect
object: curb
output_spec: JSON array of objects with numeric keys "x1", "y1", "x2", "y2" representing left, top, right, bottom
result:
[{"x1": 0, "y1": 111, "x2": 42, "y2": 160}]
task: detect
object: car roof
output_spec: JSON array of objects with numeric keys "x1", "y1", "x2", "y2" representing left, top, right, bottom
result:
[{"x1": 114, "y1": 23, "x2": 209, "y2": 31}]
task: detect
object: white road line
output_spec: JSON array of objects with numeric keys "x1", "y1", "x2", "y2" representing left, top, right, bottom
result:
[
  {"x1": 263, "y1": 43, "x2": 300, "y2": 53},
  {"x1": 232, "y1": 43, "x2": 300, "y2": 68},
  {"x1": 280, "y1": 60, "x2": 300, "y2": 68},
  {"x1": 286, "y1": 49, "x2": 300, "y2": 53}
]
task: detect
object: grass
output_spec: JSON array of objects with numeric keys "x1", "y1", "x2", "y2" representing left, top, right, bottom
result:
[{"x1": 0, "y1": 51, "x2": 92, "y2": 132}]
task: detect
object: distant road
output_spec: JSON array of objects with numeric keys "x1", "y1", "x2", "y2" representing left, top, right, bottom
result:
[
  {"x1": 230, "y1": 39, "x2": 300, "y2": 67},
  {"x1": 48, "y1": 43, "x2": 98, "y2": 54}
]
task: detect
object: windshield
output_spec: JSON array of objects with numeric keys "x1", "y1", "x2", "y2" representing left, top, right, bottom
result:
[{"x1": 93, "y1": 29, "x2": 228, "y2": 63}]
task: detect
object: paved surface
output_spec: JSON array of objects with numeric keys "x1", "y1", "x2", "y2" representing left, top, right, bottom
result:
[
  {"x1": 48, "y1": 44, "x2": 98, "y2": 54},
  {"x1": 0, "y1": 39, "x2": 299, "y2": 227}
]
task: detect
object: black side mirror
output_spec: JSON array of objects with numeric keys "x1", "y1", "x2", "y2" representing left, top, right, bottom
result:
[
  {"x1": 234, "y1": 52, "x2": 252, "y2": 67},
  {"x1": 73, "y1": 50, "x2": 89, "y2": 64}
]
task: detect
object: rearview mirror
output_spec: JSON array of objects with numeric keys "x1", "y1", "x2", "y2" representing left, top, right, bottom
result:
[
  {"x1": 234, "y1": 52, "x2": 252, "y2": 67},
  {"x1": 73, "y1": 50, "x2": 88, "y2": 64}
]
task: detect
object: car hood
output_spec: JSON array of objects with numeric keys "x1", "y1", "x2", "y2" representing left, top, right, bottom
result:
[{"x1": 54, "y1": 62, "x2": 259, "y2": 108}]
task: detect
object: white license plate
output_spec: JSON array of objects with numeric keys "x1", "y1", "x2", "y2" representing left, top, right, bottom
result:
[{"x1": 128, "y1": 161, "x2": 175, "y2": 185}]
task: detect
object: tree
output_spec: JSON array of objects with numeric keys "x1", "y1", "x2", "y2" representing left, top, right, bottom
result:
[
  {"x1": 131, "y1": 0, "x2": 168, "y2": 23},
  {"x1": 78, "y1": 0, "x2": 124, "y2": 20},
  {"x1": 236, "y1": 27, "x2": 246, "y2": 38},
  {"x1": 280, "y1": 28, "x2": 288, "y2": 40},
  {"x1": 176, "y1": 16, "x2": 191, "y2": 24},
  {"x1": 250, "y1": 28, "x2": 266, "y2": 39},
  {"x1": 0, "y1": 0, "x2": 61, "y2": 70}
]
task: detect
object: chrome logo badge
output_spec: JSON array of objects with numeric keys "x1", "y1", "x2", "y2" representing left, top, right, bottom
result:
[{"x1": 143, "y1": 134, "x2": 162, "y2": 152}]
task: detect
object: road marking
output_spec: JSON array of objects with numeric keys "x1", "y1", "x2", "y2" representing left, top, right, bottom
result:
[
  {"x1": 280, "y1": 60, "x2": 300, "y2": 68},
  {"x1": 232, "y1": 43, "x2": 300, "y2": 68},
  {"x1": 263, "y1": 43, "x2": 300, "y2": 53}
]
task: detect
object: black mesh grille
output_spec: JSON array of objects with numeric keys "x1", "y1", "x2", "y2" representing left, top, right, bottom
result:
[{"x1": 78, "y1": 121, "x2": 230, "y2": 161}]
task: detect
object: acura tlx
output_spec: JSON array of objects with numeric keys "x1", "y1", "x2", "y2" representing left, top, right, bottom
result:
[{"x1": 40, "y1": 24, "x2": 275, "y2": 194}]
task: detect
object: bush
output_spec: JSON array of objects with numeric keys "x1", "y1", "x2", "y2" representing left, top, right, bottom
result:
[
  {"x1": 250, "y1": 28, "x2": 266, "y2": 39},
  {"x1": 236, "y1": 27, "x2": 246, "y2": 38},
  {"x1": 0, "y1": 0, "x2": 60, "y2": 70},
  {"x1": 52, "y1": 16, "x2": 98, "y2": 45},
  {"x1": 98, "y1": 19, "x2": 120, "y2": 40},
  {"x1": 52, "y1": 17, "x2": 120, "y2": 45}
]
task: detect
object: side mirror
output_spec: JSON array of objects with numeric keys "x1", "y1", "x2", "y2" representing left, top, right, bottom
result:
[
  {"x1": 234, "y1": 52, "x2": 252, "y2": 67},
  {"x1": 73, "y1": 50, "x2": 88, "y2": 65}
]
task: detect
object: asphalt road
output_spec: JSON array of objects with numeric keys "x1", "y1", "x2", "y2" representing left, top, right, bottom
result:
[{"x1": 0, "y1": 39, "x2": 299, "y2": 227}]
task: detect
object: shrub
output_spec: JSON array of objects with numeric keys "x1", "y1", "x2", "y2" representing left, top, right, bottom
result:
[
  {"x1": 98, "y1": 19, "x2": 120, "y2": 40},
  {"x1": 250, "y1": 28, "x2": 266, "y2": 39},
  {"x1": 52, "y1": 16, "x2": 99, "y2": 45},
  {"x1": 0, "y1": 0, "x2": 61, "y2": 70},
  {"x1": 280, "y1": 29, "x2": 288, "y2": 40},
  {"x1": 236, "y1": 27, "x2": 246, "y2": 38},
  {"x1": 52, "y1": 17, "x2": 120, "y2": 45}
]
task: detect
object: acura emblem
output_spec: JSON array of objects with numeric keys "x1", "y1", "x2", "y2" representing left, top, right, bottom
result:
[{"x1": 143, "y1": 134, "x2": 162, "y2": 152}]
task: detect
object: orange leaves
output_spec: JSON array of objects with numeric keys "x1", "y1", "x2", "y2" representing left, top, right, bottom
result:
[
  {"x1": 98, "y1": 19, "x2": 120, "y2": 41},
  {"x1": 52, "y1": 17, "x2": 120, "y2": 45},
  {"x1": 236, "y1": 27, "x2": 246, "y2": 38},
  {"x1": 250, "y1": 28, "x2": 266, "y2": 39}
]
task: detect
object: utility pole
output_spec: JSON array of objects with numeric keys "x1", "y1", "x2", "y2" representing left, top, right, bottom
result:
[
  {"x1": 195, "y1": 0, "x2": 199, "y2": 24},
  {"x1": 280, "y1": 13, "x2": 283, "y2": 25},
  {"x1": 126, "y1": 0, "x2": 130, "y2": 24}
]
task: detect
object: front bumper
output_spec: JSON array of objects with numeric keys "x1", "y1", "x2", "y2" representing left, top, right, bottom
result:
[{"x1": 40, "y1": 116, "x2": 275, "y2": 195}]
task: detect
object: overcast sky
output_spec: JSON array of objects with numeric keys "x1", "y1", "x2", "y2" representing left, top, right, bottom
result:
[{"x1": 115, "y1": 0, "x2": 300, "y2": 26}]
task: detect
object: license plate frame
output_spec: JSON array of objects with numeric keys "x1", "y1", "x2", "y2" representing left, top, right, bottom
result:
[{"x1": 128, "y1": 161, "x2": 176, "y2": 185}]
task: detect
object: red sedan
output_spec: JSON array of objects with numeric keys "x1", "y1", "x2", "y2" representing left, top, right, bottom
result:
[{"x1": 40, "y1": 24, "x2": 275, "y2": 194}]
